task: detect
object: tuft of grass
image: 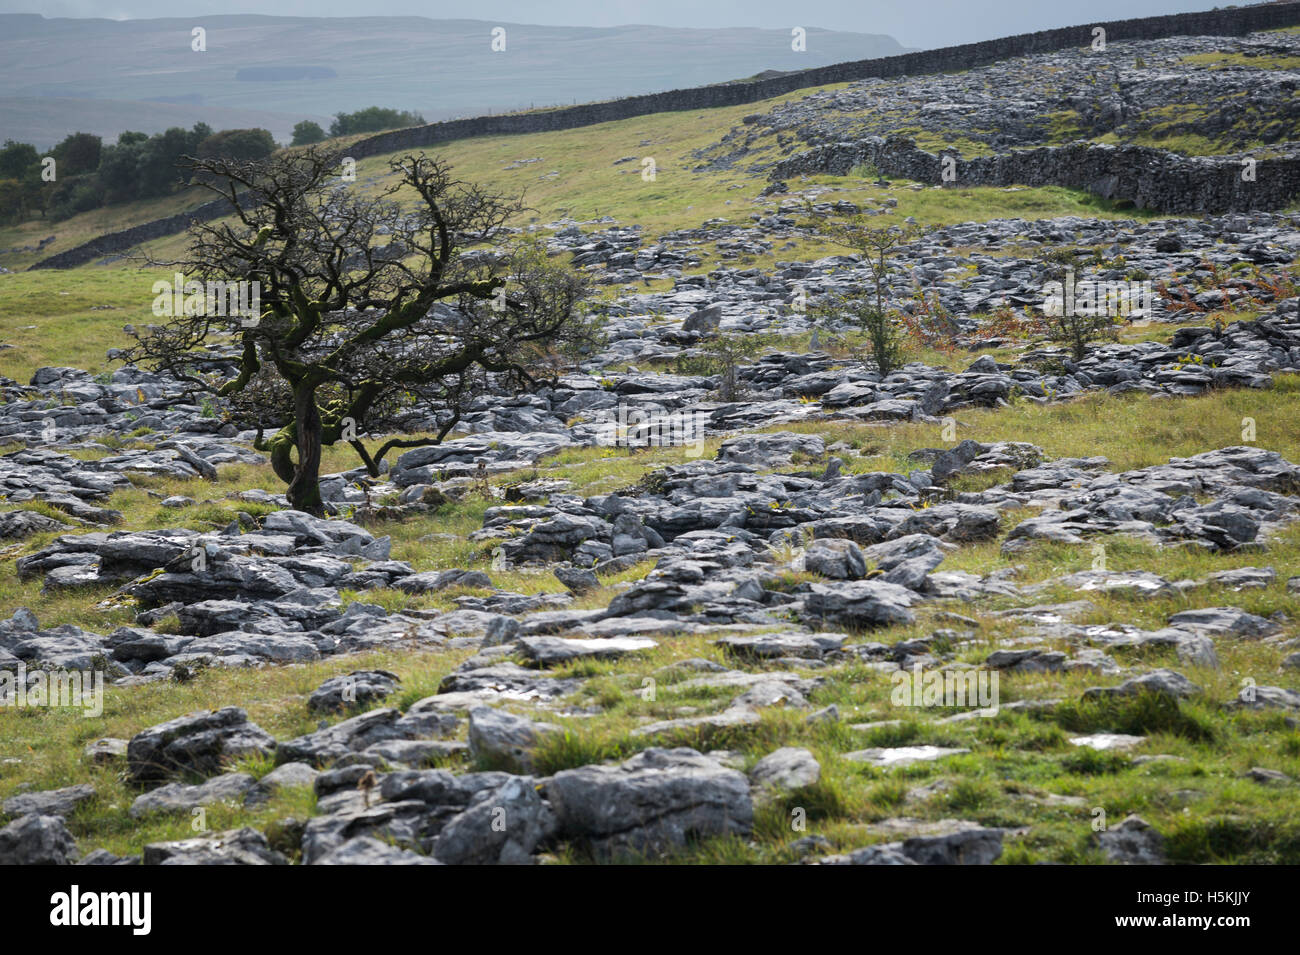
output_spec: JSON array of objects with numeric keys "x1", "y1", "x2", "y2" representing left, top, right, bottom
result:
[{"x1": 1049, "y1": 694, "x2": 1219, "y2": 744}]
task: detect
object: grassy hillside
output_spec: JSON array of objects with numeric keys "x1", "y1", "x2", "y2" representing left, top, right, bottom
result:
[
  {"x1": 0, "y1": 81, "x2": 1048, "y2": 381},
  {"x1": 0, "y1": 188, "x2": 212, "y2": 272},
  {"x1": 2, "y1": 34, "x2": 1298, "y2": 868}
]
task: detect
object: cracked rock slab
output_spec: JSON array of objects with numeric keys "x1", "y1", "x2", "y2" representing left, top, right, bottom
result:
[
  {"x1": 127, "y1": 707, "x2": 276, "y2": 784},
  {"x1": 714, "y1": 631, "x2": 844, "y2": 660},
  {"x1": 820, "y1": 823, "x2": 1004, "y2": 865},
  {"x1": 130, "y1": 772, "x2": 257, "y2": 818},
  {"x1": 142, "y1": 827, "x2": 286, "y2": 865},
  {"x1": 1081, "y1": 668, "x2": 1201, "y2": 702},
  {"x1": 546, "y1": 747, "x2": 752, "y2": 859},
  {"x1": 800, "y1": 579, "x2": 919, "y2": 629},
  {"x1": 313, "y1": 836, "x2": 440, "y2": 865},
  {"x1": 2, "y1": 783, "x2": 96, "y2": 819},
  {"x1": 513, "y1": 635, "x2": 657, "y2": 667}
]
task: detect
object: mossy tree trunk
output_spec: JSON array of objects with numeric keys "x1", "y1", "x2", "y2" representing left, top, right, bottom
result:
[{"x1": 285, "y1": 379, "x2": 324, "y2": 515}]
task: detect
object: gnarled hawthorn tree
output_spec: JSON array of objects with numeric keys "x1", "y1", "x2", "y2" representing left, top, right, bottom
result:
[{"x1": 125, "y1": 147, "x2": 594, "y2": 515}]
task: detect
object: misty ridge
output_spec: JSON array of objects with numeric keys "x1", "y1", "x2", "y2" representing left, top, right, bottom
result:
[{"x1": 0, "y1": 13, "x2": 906, "y2": 148}]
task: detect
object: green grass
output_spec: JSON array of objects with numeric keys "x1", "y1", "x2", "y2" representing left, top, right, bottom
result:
[
  {"x1": 1, "y1": 67, "x2": 1298, "y2": 863},
  {"x1": 2, "y1": 369, "x2": 1297, "y2": 862},
  {"x1": 0, "y1": 647, "x2": 472, "y2": 858},
  {"x1": 0, "y1": 186, "x2": 213, "y2": 272},
  {"x1": 1180, "y1": 51, "x2": 1300, "y2": 71},
  {"x1": 0, "y1": 268, "x2": 170, "y2": 380},
  {"x1": 773, "y1": 372, "x2": 1300, "y2": 476}
]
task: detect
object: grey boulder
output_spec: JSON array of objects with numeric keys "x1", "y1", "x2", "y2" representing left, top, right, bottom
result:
[
  {"x1": 308, "y1": 670, "x2": 401, "y2": 713},
  {"x1": 432, "y1": 775, "x2": 555, "y2": 865},
  {"x1": 129, "y1": 773, "x2": 258, "y2": 818},
  {"x1": 314, "y1": 836, "x2": 440, "y2": 865},
  {"x1": 143, "y1": 827, "x2": 286, "y2": 865},
  {"x1": 800, "y1": 538, "x2": 867, "y2": 580},
  {"x1": 546, "y1": 747, "x2": 752, "y2": 859},
  {"x1": 127, "y1": 707, "x2": 276, "y2": 783},
  {"x1": 801, "y1": 579, "x2": 918, "y2": 628},
  {"x1": 1095, "y1": 814, "x2": 1165, "y2": 865},
  {"x1": 1081, "y1": 669, "x2": 1201, "y2": 702},
  {"x1": 0, "y1": 813, "x2": 79, "y2": 865},
  {"x1": 2, "y1": 783, "x2": 96, "y2": 819},
  {"x1": 468, "y1": 706, "x2": 561, "y2": 773},
  {"x1": 749, "y1": 747, "x2": 821, "y2": 792}
]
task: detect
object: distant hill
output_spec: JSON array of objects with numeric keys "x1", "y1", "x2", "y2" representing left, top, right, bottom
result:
[{"x1": 0, "y1": 14, "x2": 906, "y2": 148}]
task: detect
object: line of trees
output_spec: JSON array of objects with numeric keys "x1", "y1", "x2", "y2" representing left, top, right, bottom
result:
[
  {"x1": 292, "y1": 106, "x2": 427, "y2": 147},
  {"x1": 0, "y1": 132, "x2": 99, "y2": 223},
  {"x1": 326, "y1": 107, "x2": 425, "y2": 138},
  {"x1": 1, "y1": 105, "x2": 429, "y2": 225},
  {"x1": 0, "y1": 125, "x2": 277, "y2": 225}
]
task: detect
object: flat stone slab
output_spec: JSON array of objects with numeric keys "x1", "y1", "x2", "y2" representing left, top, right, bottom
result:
[
  {"x1": 1167, "y1": 606, "x2": 1278, "y2": 638},
  {"x1": 258, "y1": 762, "x2": 320, "y2": 790},
  {"x1": 671, "y1": 670, "x2": 821, "y2": 697},
  {"x1": 514, "y1": 635, "x2": 657, "y2": 666},
  {"x1": 864, "y1": 816, "x2": 990, "y2": 838},
  {"x1": 1055, "y1": 569, "x2": 1174, "y2": 597},
  {"x1": 842, "y1": 745, "x2": 970, "y2": 768},
  {"x1": 314, "y1": 836, "x2": 440, "y2": 865},
  {"x1": 129, "y1": 772, "x2": 257, "y2": 817},
  {"x1": 435, "y1": 663, "x2": 583, "y2": 702},
  {"x1": 576, "y1": 616, "x2": 713, "y2": 638},
  {"x1": 1203, "y1": 567, "x2": 1276, "y2": 590},
  {"x1": 714, "y1": 632, "x2": 845, "y2": 659},
  {"x1": 819, "y1": 821, "x2": 1004, "y2": 865},
  {"x1": 993, "y1": 601, "x2": 1097, "y2": 624},
  {"x1": 749, "y1": 747, "x2": 821, "y2": 791},
  {"x1": 1230, "y1": 685, "x2": 1300, "y2": 711},
  {"x1": 83, "y1": 738, "x2": 128, "y2": 764},
  {"x1": 2, "y1": 783, "x2": 96, "y2": 818},
  {"x1": 632, "y1": 705, "x2": 760, "y2": 738},
  {"x1": 308, "y1": 670, "x2": 400, "y2": 713},
  {"x1": 1081, "y1": 668, "x2": 1201, "y2": 702},
  {"x1": 364, "y1": 740, "x2": 469, "y2": 765},
  {"x1": 1068, "y1": 733, "x2": 1146, "y2": 751},
  {"x1": 734, "y1": 680, "x2": 810, "y2": 709}
]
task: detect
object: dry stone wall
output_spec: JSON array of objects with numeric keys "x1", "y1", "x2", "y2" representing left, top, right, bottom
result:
[
  {"x1": 31, "y1": 2, "x2": 1300, "y2": 270},
  {"x1": 768, "y1": 137, "x2": 1300, "y2": 214}
]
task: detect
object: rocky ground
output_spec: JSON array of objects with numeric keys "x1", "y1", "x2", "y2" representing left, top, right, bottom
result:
[
  {"x1": 701, "y1": 28, "x2": 1300, "y2": 168},
  {"x1": 2, "y1": 272, "x2": 1298, "y2": 863},
  {"x1": 2, "y1": 31, "x2": 1300, "y2": 868}
]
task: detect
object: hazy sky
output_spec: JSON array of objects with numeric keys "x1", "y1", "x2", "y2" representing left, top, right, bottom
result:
[{"x1": 3, "y1": 1, "x2": 1225, "y2": 49}]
